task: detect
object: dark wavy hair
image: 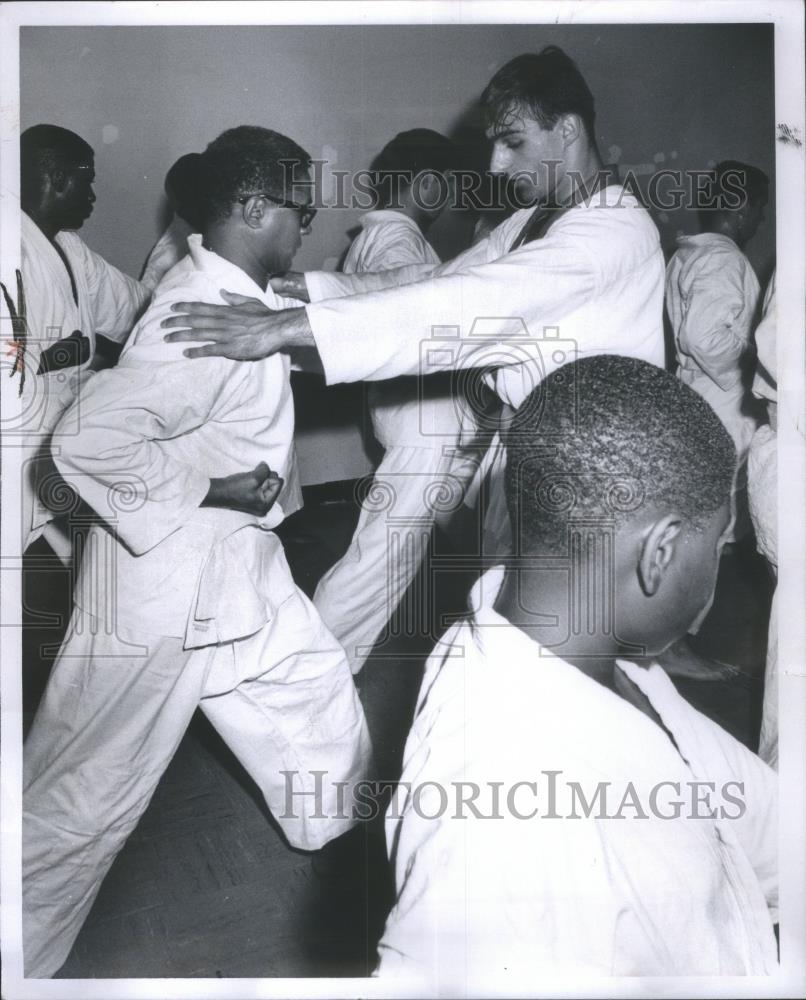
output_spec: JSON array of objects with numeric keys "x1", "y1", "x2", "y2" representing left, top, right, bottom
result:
[{"x1": 481, "y1": 47, "x2": 596, "y2": 141}]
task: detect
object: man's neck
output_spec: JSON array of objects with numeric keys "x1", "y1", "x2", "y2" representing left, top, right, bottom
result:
[
  {"x1": 550, "y1": 146, "x2": 606, "y2": 208},
  {"x1": 708, "y1": 219, "x2": 743, "y2": 249},
  {"x1": 493, "y1": 564, "x2": 626, "y2": 692},
  {"x1": 494, "y1": 565, "x2": 667, "y2": 730},
  {"x1": 203, "y1": 230, "x2": 269, "y2": 290},
  {"x1": 382, "y1": 200, "x2": 429, "y2": 233},
  {"x1": 25, "y1": 205, "x2": 60, "y2": 243}
]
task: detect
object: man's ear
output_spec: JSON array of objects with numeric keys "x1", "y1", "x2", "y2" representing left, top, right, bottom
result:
[
  {"x1": 241, "y1": 195, "x2": 267, "y2": 230},
  {"x1": 637, "y1": 513, "x2": 683, "y2": 597},
  {"x1": 49, "y1": 168, "x2": 68, "y2": 195},
  {"x1": 559, "y1": 114, "x2": 584, "y2": 148}
]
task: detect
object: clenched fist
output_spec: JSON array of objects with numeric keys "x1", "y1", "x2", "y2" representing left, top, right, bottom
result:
[{"x1": 202, "y1": 461, "x2": 284, "y2": 517}]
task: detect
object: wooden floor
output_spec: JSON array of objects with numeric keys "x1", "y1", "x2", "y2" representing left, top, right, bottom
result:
[{"x1": 21, "y1": 497, "x2": 772, "y2": 979}]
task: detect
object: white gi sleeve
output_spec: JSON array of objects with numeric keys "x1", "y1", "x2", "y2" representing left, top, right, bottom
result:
[
  {"x1": 306, "y1": 228, "x2": 493, "y2": 301},
  {"x1": 306, "y1": 261, "x2": 437, "y2": 302},
  {"x1": 74, "y1": 239, "x2": 150, "y2": 343},
  {"x1": 673, "y1": 250, "x2": 752, "y2": 391},
  {"x1": 306, "y1": 225, "x2": 599, "y2": 384}
]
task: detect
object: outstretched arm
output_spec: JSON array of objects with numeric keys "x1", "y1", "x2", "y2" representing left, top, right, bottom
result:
[
  {"x1": 162, "y1": 220, "x2": 603, "y2": 382},
  {"x1": 162, "y1": 290, "x2": 316, "y2": 360}
]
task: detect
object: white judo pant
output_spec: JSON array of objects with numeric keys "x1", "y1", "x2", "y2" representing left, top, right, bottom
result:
[
  {"x1": 313, "y1": 445, "x2": 479, "y2": 674},
  {"x1": 23, "y1": 588, "x2": 372, "y2": 977}
]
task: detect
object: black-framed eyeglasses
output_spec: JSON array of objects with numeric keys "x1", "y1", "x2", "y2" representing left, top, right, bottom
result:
[{"x1": 237, "y1": 191, "x2": 317, "y2": 228}]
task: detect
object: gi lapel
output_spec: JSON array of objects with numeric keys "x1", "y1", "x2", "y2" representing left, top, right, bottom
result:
[{"x1": 508, "y1": 168, "x2": 616, "y2": 251}]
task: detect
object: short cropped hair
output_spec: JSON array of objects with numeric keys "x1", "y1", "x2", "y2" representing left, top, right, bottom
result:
[
  {"x1": 698, "y1": 160, "x2": 769, "y2": 229},
  {"x1": 165, "y1": 152, "x2": 203, "y2": 230},
  {"x1": 372, "y1": 129, "x2": 457, "y2": 182},
  {"x1": 504, "y1": 355, "x2": 737, "y2": 555},
  {"x1": 198, "y1": 125, "x2": 312, "y2": 223},
  {"x1": 21, "y1": 124, "x2": 94, "y2": 201},
  {"x1": 481, "y1": 47, "x2": 596, "y2": 141}
]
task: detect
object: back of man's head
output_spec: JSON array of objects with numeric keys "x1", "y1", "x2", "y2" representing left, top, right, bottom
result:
[
  {"x1": 504, "y1": 355, "x2": 737, "y2": 556},
  {"x1": 20, "y1": 124, "x2": 94, "y2": 206},
  {"x1": 481, "y1": 46, "x2": 596, "y2": 141},
  {"x1": 370, "y1": 128, "x2": 457, "y2": 207},
  {"x1": 165, "y1": 152, "x2": 203, "y2": 230},
  {"x1": 698, "y1": 159, "x2": 769, "y2": 233},
  {"x1": 197, "y1": 125, "x2": 312, "y2": 227}
]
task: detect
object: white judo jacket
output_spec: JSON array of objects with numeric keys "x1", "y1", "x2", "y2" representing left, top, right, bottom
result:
[
  {"x1": 376, "y1": 567, "x2": 779, "y2": 988},
  {"x1": 305, "y1": 185, "x2": 665, "y2": 406},
  {"x1": 666, "y1": 232, "x2": 761, "y2": 457},
  {"x1": 21, "y1": 211, "x2": 148, "y2": 378},
  {"x1": 53, "y1": 236, "x2": 303, "y2": 644},
  {"x1": 18, "y1": 212, "x2": 149, "y2": 549},
  {"x1": 342, "y1": 210, "x2": 459, "y2": 449}
]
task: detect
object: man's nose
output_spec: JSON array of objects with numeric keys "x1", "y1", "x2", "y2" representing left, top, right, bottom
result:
[{"x1": 489, "y1": 144, "x2": 510, "y2": 175}]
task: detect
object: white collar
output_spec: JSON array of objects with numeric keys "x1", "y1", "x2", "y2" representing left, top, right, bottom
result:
[
  {"x1": 676, "y1": 231, "x2": 741, "y2": 252},
  {"x1": 466, "y1": 566, "x2": 701, "y2": 766},
  {"x1": 359, "y1": 209, "x2": 421, "y2": 230},
  {"x1": 186, "y1": 234, "x2": 283, "y2": 306}
]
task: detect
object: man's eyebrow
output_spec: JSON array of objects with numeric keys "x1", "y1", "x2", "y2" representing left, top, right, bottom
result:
[{"x1": 488, "y1": 127, "x2": 524, "y2": 140}]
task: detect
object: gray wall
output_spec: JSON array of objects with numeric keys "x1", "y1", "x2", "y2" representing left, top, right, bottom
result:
[{"x1": 21, "y1": 23, "x2": 775, "y2": 484}]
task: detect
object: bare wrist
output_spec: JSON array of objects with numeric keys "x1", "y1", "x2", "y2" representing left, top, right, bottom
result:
[
  {"x1": 287, "y1": 273, "x2": 310, "y2": 303},
  {"x1": 281, "y1": 308, "x2": 315, "y2": 349},
  {"x1": 201, "y1": 477, "x2": 227, "y2": 509}
]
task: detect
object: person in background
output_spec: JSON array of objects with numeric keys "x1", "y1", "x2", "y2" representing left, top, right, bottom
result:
[
  {"x1": 16, "y1": 124, "x2": 149, "y2": 559},
  {"x1": 375, "y1": 356, "x2": 777, "y2": 988},
  {"x1": 140, "y1": 152, "x2": 203, "y2": 291},
  {"x1": 22, "y1": 125, "x2": 372, "y2": 978},
  {"x1": 665, "y1": 160, "x2": 769, "y2": 540},
  {"x1": 313, "y1": 129, "x2": 479, "y2": 675}
]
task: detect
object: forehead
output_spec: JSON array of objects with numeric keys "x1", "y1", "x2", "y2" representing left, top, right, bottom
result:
[{"x1": 485, "y1": 111, "x2": 542, "y2": 142}]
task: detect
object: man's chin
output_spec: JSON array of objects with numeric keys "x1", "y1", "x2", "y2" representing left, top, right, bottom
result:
[{"x1": 508, "y1": 181, "x2": 539, "y2": 209}]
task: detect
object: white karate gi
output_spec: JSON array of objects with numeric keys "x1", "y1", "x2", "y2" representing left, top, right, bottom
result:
[
  {"x1": 747, "y1": 273, "x2": 778, "y2": 768},
  {"x1": 313, "y1": 211, "x2": 479, "y2": 672},
  {"x1": 304, "y1": 185, "x2": 665, "y2": 396},
  {"x1": 666, "y1": 232, "x2": 761, "y2": 457},
  {"x1": 303, "y1": 186, "x2": 665, "y2": 557},
  {"x1": 666, "y1": 233, "x2": 762, "y2": 541},
  {"x1": 23, "y1": 237, "x2": 372, "y2": 978},
  {"x1": 140, "y1": 215, "x2": 194, "y2": 291},
  {"x1": 18, "y1": 212, "x2": 149, "y2": 555},
  {"x1": 376, "y1": 567, "x2": 778, "y2": 990}
]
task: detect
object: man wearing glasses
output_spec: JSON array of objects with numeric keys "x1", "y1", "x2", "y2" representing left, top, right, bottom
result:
[
  {"x1": 161, "y1": 47, "x2": 667, "y2": 563},
  {"x1": 22, "y1": 125, "x2": 372, "y2": 978},
  {"x1": 162, "y1": 48, "x2": 665, "y2": 416}
]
